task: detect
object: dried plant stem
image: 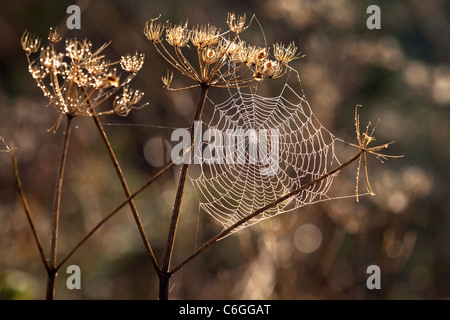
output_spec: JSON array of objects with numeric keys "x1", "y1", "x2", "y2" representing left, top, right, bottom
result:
[
  {"x1": 91, "y1": 113, "x2": 161, "y2": 277},
  {"x1": 160, "y1": 84, "x2": 209, "y2": 300},
  {"x1": 11, "y1": 145, "x2": 50, "y2": 274},
  {"x1": 170, "y1": 150, "x2": 364, "y2": 275},
  {"x1": 47, "y1": 115, "x2": 73, "y2": 300},
  {"x1": 57, "y1": 161, "x2": 175, "y2": 271}
]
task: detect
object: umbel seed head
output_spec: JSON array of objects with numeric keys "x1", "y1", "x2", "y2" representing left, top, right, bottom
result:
[
  {"x1": 48, "y1": 27, "x2": 61, "y2": 43},
  {"x1": 144, "y1": 12, "x2": 301, "y2": 88},
  {"x1": 227, "y1": 13, "x2": 250, "y2": 34},
  {"x1": 121, "y1": 52, "x2": 145, "y2": 73},
  {"x1": 21, "y1": 28, "x2": 148, "y2": 128},
  {"x1": 21, "y1": 30, "x2": 41, "y2": 54},
  {"x1": 144, "y1": 15, "x2": 164, "y2": 42},
  {"x1": 165, "y1": 21, "x2": 190, "y2": 47},
  {"x1": 273, "y1": 42, "x2": 301, "y2": 64}
]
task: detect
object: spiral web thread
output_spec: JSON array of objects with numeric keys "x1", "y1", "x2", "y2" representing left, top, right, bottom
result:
[{"x1": 187, "y1": 69, "x2": 341, "y2": 234}]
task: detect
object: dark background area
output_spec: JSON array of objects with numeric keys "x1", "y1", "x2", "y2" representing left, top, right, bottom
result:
[{"x1": 0, "y1": 0, "x2": 449, "y2": 299}]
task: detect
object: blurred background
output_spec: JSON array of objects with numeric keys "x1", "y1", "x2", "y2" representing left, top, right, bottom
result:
[{"x1": 0, "y1": 0, "x2": 449, "y2": 299}]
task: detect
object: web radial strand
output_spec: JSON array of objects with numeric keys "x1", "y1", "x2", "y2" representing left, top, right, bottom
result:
[{"x1": 189, "y1": 70, "x2": 340, "y2": 233}]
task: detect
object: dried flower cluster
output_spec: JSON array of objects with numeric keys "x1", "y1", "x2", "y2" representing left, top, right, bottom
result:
[
  {"x1": 351, "y1": 105, "x2": 403, "y2": 202},
  {"x1": 144, "y1": 13, "x2": 301, "y2": 89},
  {"x1": 21, "y1": 28, "x2": 147, "y2": 128}
]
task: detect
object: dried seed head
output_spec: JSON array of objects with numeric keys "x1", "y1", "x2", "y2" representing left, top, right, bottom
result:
[
  {"x1": 65, "y1": 65, "x2": 88, "y2": 87},
  {"x1": 273, "y1": 42, "x2": 301, "y2": 64},
  {"x1": 66, "y1": 38, "x2": 93, "y2": 62},
  {"x1": 40, "y1": 47, "x2": 64, "y2": 69},
  {"x1": 231, "y1": 41, "x2": 249, "y2": 64},
  {"x1": 227, "y1": 13, "x2": 249, "y2": 34},
  {"x1": 143, "y1": 13, "x2": 291, "y2": 88},
  {"x1": 166, "y1": 21, "x2": 190, "y2": 47},
  {"x1": 48, "y1": 27, "x2": 62, "y2": 43},
  {"x1": 144, "y1": 16, "x2": 164, "y2": 42},
  {"x1": 86, "y1": 58, "x2": 109, "y2": 76},
  {"x1": 22, "y1": 28, "x2": 147, "y2": 119},
  {"x1": 257, "y1": 48, "x2": 268, "y2": 62},
  {"x1": 191, "y1": 24, "x2": 220, "y2": 48},
  {"x1": 264, "y1": 60, "x2": 274, "y2": 69},
  {"x1": 161, "y1": 70, "x2": 173, "y2": 88},
  {"x1": 121, "y1": 52, "x2": 145, "y2": 73},
  {"x1": 246, "y1": 46, "x2": 266, "y2": 66},
  {"x1": 21, "y1": 30, "x2": 41, "y2": 54},
  {"x1": 262, "y1": 60, "x2": 281, "y2": 78},
  {"x1": 113, "y1": 86, "x2": 146, "y2": 116},
  {"x1": 202, "y1": 47, "x2": 217, "y2": 63},
  {"x1": 105, "y1": 69, "x2": 120, "y2": 87},
  {"x1": 29, "y1": 64, "x2": 49, "y2": 80},
  {"x1": 253, "y1": 70, "x2": 263, "y2": 81},
  {"x1": 223, "y1": 40, "x2": 238, "y2": 58}
]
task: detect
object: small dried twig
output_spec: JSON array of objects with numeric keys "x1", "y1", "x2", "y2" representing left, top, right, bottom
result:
[
  {"x1": 11, "y1": 144, "x2": 50, "y2": 274},
  {"x1": 89, "y1": 109, "x2": 161, "y2": 277},
  {"x1": 349, "y1": 105, "x2": 404, "y2": 202},
  {"x1": 0, "y1": 136, "x2": 10, "y2": 152}
]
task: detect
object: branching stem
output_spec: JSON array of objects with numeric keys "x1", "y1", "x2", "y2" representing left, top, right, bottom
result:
[
  {"x1": 57, "y1": 161, "x2": 175, "y2": 271},
  {"x1": 47, "y1": 114, "x2": 73, "y2": 300},
  {"x1": 11, "y1": 145, "x2": 50, "y2": 274},
  {"x1": 90, "y1": 113, "x2": 161, "y2": 277},
  {"x1": 160, "y1": 84, "x2": 209, "y2": 300}
]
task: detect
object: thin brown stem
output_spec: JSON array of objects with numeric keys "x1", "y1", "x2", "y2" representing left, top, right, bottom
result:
[
  {"x1": 174, "y1": 47, "x2": 199, "y2": 81},
  {"x1": 90, "y1": 113, "x2": 161, "y2": 277},
  {"x1": 153, "y1": 41, "x2": 198, "y2": 81},
  {"x1": 170, "y1": 150, "x2": 363, "y2": 275},
  {"x1": 57, "y1": 161, "x2": 175, "y2": 271},
  {"x1": 160, "y1": 84, "x2": 209, "y2": 300},
  {"x1": 47, "y1": 114, "x2": 73, "y2": 300},
  {"x1": 11, "y1": 145, "x2": 50, "y2": 274},
  {"x1": 206, "y1": 34, "x2": 237, "y2": 83}
]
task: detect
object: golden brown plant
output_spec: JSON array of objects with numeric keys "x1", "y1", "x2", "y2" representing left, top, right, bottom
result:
[
  {"x1": 273, "y1": 42, "x2": 302, "y2": 64},
  {"x1": 21, "y1": 28, "x2": 147, "y2": 131},
  {"x1": 20, "y1": 27, "x2": 152, "y2": 300},
  {"x1": 144, "y1": 13, "x2": 300, "y2": 90},
  {"x1": 13, "y1": 14, "x2": 402, "y2": 302},
  {"x1": 144, "y1": 12, "x2": 305, "y2": 299},
  {"x1": 350, "y1": 105, "x2": 404, "y2": 201},
  {"x1": 227, "y1": 13, "x2": 252, "y2": 34}
]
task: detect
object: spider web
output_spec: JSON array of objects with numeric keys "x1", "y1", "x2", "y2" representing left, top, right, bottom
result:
[{"x1": 189, "y1": 70, "x2": 340, "y2": 233}]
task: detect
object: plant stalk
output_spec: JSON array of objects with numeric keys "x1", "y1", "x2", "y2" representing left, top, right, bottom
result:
[
  {"x1": 160, "y1": 84, "x2": 209, "y2": 300},
  {"x1": 57, "y1": 161, "x2": 175, "y2": 271},
  {"x1": 91, "y1": 113, "x2": 161, "y2": 277},
  {"x1": 11, "y1": 145, "x2": 50, "y2": 274},
  {"x1": 47, "y1": 115, "x2": 73, "y2": 300}
]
